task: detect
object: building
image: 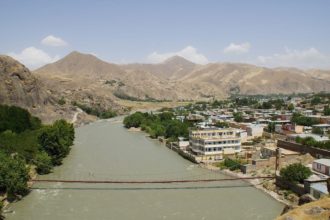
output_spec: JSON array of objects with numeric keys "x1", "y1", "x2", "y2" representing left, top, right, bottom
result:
[
  {"x1": 189, "y1": 128, "x2": 241, "y2": 161},
  {"x1": 246, "y1": 124, "x2": 265, "y2": 137},
  {"x1": 313, "y1": 159, "x2": 330, "y2": 176},
  {"x1": 310, "y1": 183, "x2": 329, "y2": 199},
  {"x1": 312, "y1": 124, "x2": 330, "y2": 135},
  {"x1": 261, "y1": 146, "x2": 299, "y2": 158}
]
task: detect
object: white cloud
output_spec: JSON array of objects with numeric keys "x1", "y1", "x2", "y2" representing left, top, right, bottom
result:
[
  {"x1": 41, "y1": 35, "x2": 68, "y2": 47},
  {"x1": 8, "y1": 47, "x2": 60, "y2": 69},
  {"x1": 223, "y1": 42, "x2": 251, "y2": 54},
  {"x1": 256, "y1": 47, "x2": 330, "y2": 69},
  {"x1": 147, "y1": 46, "x2": 209, "y2": 64}
]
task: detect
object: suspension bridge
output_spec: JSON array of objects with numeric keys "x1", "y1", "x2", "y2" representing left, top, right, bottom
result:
[{"x1": 31, "y1": 176, "x2": 274, "y2": 184}]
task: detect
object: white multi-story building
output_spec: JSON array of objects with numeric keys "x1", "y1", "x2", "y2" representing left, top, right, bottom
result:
[{"x1": 189, "y1": 128, "x2": 241, "y2": 161}]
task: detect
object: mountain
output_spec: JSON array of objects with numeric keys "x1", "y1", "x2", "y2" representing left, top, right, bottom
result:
[
  {"x1": 0, "y1": 55, "x2": 78, "y2": 123},
  {"x1": 307, "y1": 69, "x2": 330, "y2": 81},
  {"x1": 32, "y1": 51, "x2": 330, "y2": 104},
  {"x1": 34, "y1": 52, "x2": 186, "y2": 109},
  {"x1": 0, "y1": 55, "x2": 51, "y2": 107},
  {"x1": 121, "y1": 55, "x2": 197, "y2": 80},
  {"x1": 37, "y1": 51, "x2": 125, "y2": 79},
  {"x1": 3, "y1": 51, "x2": 329, "y2": 122},
  {"x1": 178, "y1": 63, "x2": 330, "y2": 97}
]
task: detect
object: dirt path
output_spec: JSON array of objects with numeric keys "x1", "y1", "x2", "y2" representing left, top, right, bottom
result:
[{"x1": 71, "y1": 108, "x2": 83, "y2": 124}]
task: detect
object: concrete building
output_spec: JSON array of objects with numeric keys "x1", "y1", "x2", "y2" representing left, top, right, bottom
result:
[
  {"x1": 189, "y1": 128, "x2": 241, "y2": 161},
  {"x1": 313, "y1": 159, "x2": 330, "y2": 176},
  {"x1": 246, "y1": 124, "x2": 264, "y2": 137},
  {"x1": 310, "y1": 183, "x2": 329, "y2": 199}
]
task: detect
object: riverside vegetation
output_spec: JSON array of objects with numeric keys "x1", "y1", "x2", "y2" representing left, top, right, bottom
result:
[
  {"x1": 0, "y1": 105, "x2": 75, "y2": 217},
  {"x1": 123, "y1": 111, "x2": 192, "y2": 141}
]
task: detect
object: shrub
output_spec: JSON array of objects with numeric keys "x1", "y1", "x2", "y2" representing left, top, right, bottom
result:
[
  {"x1": 58, "y1": 97, "x2": 66, "y2": 105},
  {"x1": 280, "y1": 163, "x2": 312, "y2": 184},
  {"x1": 38, "y1": 120, "x2": 75, "y2": 165},
  {"x1": 34, "y1": 152, "x2": 52, "y2": 174},
  {"x1": 0, "y1": 151, "x2": 29, "y2": 198},
  {"x1": 0, "y1": 105, "x2": 40, "y2": 133}
]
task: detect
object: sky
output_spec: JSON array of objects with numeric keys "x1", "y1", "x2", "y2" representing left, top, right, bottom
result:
[{"x1": 0, "y1": 0, "x2": 330, "y2": 70}]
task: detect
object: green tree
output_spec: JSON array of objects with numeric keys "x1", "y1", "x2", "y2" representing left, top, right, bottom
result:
[
  {"x1": 38, "y1": 120, "x2": 74, "y2": 165},
  {"x1": 165, "y1": 120, "x2": 189, "y2": 139},
  {"x1": 99, "y1": 109, "x2": 117, "y2": 119},
  {"x1": 215, "y1": 121, "x2": 229, "y2": 128},
  {"x1": 262, "y1": 101, "x2": 272, "y2": 109},
  {"x1": 123, "y1": 112, "x2": 145, "y2": 128},
  {"x1": 0, "y1": 105, "x2": 37, "y2": 133},
  {"x1": 287, "y1": 103, "x2": 295, "y2": 111},
  {"x1": 291, "y1": 112, "x2": 319, "y2": 126},
  {"x1": 311, "y1": 96, "x2": 321, "y2": 105},
  {"x1": 312, "y1": 127, "x2": 324, "y2": 135},
  {"x1": 34, "y1": 151, "x2": 53, "y2": 174},
  {"x1": 233, "y1": 112, "x2": 243, "y2": 122},
  {"x1": 280, "y1": 163, "x2": 312, "y2": 183},
  {"x1": 267, "y1": 122, "x2": 275, "y2": 133},
  {"x1": 0, "y1": 151, "x2": 29, "y2": 198},
  {"x1": 149, "y1": 123, "x2": 166, "y2": 138},
  {"x1": 324, "y1": 106, "x2": 330, "y2": 116}
]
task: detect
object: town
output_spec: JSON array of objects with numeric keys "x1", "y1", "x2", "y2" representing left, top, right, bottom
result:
[{"x1": 124, "y1": 92, "x2": 330, "y2": 206}]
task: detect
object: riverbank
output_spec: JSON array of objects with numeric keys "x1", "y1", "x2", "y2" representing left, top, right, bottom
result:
[
  {"x1": 5, "y1": 117, "x2": 283, "y2": 220},
  {"x1": 126, "y1": 123, "x2": 291, "y2": 207},
  {"x1": 199, "y1": 163, "x2": 292, "y2": 206},
  {"x1": 1, "y1": 164, "x2": 39, "y2": 216}
]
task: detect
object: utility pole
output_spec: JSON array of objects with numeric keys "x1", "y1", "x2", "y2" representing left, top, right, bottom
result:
[{"x1": 275, "y1": 147, "x2": 281, "y2": 173}]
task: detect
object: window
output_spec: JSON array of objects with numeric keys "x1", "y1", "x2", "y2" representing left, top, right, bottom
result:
[{"x1": 316, "y1": 163, "x2": 322, "y2": 170}]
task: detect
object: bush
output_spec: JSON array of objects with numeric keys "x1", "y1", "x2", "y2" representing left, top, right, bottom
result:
[
  {"x1": 233, "y1": 112, "x2": 243, "y2": 122},
  {"x1": 124, "y1": 112, "x2": 190, "y2": 140},
  {"x1": 0, "y1": 105, "x2": 40, "y2": 133},
  {"x1": 72, "y1": 102, "x2": 117, "y2": 119},
  {"x1": 215, "y1": 122, "x2": 229, "y2": 128},
  {"x1": 0, "y1": 151, "x2": 29, "y2": 198},
  {"x1": 99, "y1": 110, "x2": 117, "y2": 119},
  {"x1": 34, "y1": 151, "x2": 52, "y2": 174},
  {"x1": 217, "y1": 158, "x2": 243, "y2": 171},
  {"x1": 58, "y1": 97, "x2": 66, "y2": 105},
  {"x1": 280, "y1": 163, "x2": 312, "y2": 184},
  {"x1": 38, "y1": 120, "x2": 75, "y2": 165},
  {"x1": 0, "y1": 130, "x2": 40, "y2": 162},
  {"x1": 291, "y1": 113, "x2": 319, "y2": 126}
]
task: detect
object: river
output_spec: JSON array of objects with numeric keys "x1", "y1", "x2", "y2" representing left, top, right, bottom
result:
[{"x1": 5, "y1": 118, "x2": 283, "y2": 220}]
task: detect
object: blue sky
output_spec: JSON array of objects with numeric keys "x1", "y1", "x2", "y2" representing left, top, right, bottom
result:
[{"x1": 0, "y1": 0, "x2": 329, "y2": 69}]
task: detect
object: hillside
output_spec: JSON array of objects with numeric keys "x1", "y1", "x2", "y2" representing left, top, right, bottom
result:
[
  {"x1": 121, "y1": 55, "x2": 198, "y2": 80},
  {"x1": 35, "y1": 51, "x2": 330, "y2": 103},
  {"x1": 276, "y1": 197, "x2": 330, "y2": 220},
  {"x1": 0, "y1": 55, "x2": 94, "y2": 124},
  {"x1": 179, "y1": 63, "x2": 330, "y2": 97},
  {"x1": 0, "y1": 55, "x2": 62, "y2": 122},
  {"x1": 35, "y1": 52, "x2": 190, "y2": 103}
]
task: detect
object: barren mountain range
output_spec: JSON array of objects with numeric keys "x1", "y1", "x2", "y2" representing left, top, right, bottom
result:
[
  {"x1": 35, "y1": 51, "x2": 330, "y2": 100},
  {"x1": 1, "y1": 51, "x2": 330, "y2": 122}
]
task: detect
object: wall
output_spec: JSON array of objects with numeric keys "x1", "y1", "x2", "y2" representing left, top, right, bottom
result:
[
  {"x1": 277, "y1": 140, "x2": 330, "y2": 158},
  {"x1": 275, "y1": 176, "x2": 306, "y2": 196}
]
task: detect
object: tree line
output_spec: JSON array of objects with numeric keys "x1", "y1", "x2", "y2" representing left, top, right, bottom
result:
[
  {"x1": 0, "y1": 105, "x2": 75, "y2": 202},
  {"x1": 123, "y1": 112, "x2": 191, "y2": 141}
]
